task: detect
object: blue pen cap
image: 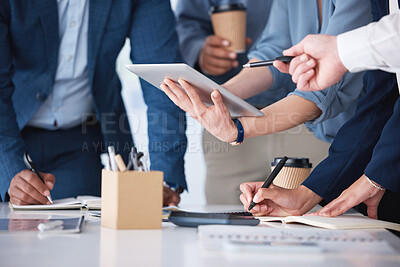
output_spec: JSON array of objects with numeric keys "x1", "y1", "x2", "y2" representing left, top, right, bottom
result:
[{"x1": 271, "y1": 157, "x2": 312, "y2": 168}]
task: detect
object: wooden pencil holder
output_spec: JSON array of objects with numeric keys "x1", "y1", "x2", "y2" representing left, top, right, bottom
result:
[{"x1": 101, "y1": 169, "x2": 163, "y2": 230}]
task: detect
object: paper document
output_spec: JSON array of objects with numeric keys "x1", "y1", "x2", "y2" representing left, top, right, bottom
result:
[
  {"x1": 198, "y1": 225, "x2": 396, "y2": 254},
  {"x1": 256, "y1": 214, "x2": 400, "y2": 231},
  {"x1": 10, "y1": 196, "x2": 101, "y2": 210}
]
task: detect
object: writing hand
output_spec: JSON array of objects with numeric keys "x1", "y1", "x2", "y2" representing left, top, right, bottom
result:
[
  {"x1": 9, "y1": 170, "x2": 55, "y2": 205},
  {"x1": 240, "y1": 182, "x2": 322, "y2": 217}
]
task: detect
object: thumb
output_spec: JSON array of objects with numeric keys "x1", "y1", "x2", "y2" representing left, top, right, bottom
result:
[
  {"x1": 367, "y1": 204, "x2": 378, "y2": 219},
  {"x1": 211, "y1": 90, "x2": 229, "y2": 114},
  {"x1": 41, "y1": 172, "x2": 55, "y2": 190},
  {"x1": 283, "y1": 41, "x2": 305, "y2": 57}
]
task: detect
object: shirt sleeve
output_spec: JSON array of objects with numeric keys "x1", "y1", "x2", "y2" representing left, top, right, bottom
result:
[
  {"x1": 290, "y1": 0, "x2": 372, "y2": 125},
  {"x1": 337, "y1": 12, "x2": 400, "y2": 74},
  {"x1": 0, "y1": 3, "x2": 27, "y2": 201},
  {"x1": 364, "y1": 97, "x2": 400, "y2": 193},
  {"x1": 129, "y1": 0, "x2": 188, "y2": 189},
  {"x1": 248, "y1": 0, "x2": 293, "y2": 91},
  {"x1": 174, "y1": 0, "x2": 213, "y2": 67}
]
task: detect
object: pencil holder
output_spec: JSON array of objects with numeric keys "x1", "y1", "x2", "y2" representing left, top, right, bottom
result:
[{"x1": 101, "y1": 169, "x2": 163, "y2": 230}]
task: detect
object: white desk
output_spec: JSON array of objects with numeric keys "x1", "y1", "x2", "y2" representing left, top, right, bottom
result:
[{"x1": 0, "y1": 203, "x2": 399, "y2": 267}]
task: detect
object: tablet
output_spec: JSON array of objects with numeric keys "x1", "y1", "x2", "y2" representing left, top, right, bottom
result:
[
  {"x1": 125, "y1": 63, "x2": 264, "y2": 117},
  {"x1": 168, "y1": 211, "x2": 260, "y2": 227}
]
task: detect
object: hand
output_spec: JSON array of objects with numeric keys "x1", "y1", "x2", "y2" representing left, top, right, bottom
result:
[
  {"x1": 199, "y1": 36, "x2": 251, "y2": 76},
  {"x1": 9, "y1": 169, "x2": 55, "y2": 205},
  {"x1": 310, "y1": 175, "x2": 385, "y2": 219},
  {"x1": 160, "y1": 78, "x2": 238, "y2": 143},
  {"x1": 274, "y1": 34, "x2": 348, "y2": 92},
  {"x1": 239, "y1": 183, "x2": 322, "y2": 217},
  {"x1": 163, "y1": 186, "x2": 181, "y2": 207}
]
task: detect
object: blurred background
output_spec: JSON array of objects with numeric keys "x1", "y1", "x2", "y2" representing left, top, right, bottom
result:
[{"x1": 116, "y1": 0, "x2": 206, "y2": 206}]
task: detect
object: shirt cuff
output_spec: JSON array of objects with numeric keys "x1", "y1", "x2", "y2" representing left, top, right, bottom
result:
[{"x1": 337, "y1": 26, "x2": 372, "y2": 73}]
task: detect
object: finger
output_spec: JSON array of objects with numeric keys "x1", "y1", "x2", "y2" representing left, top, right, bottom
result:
[
  {"x1": 211, "y1": 90, "x2": 229, "y2": 116},
  {"x1": 367, "y1": 205, "x2": 378, "y2": 219},
  {"x1": 19, "y1": 170, "x2": 50, "y2": 197},
  {"x1": 204, "y1": 46, "x2": 236, "y2": 60},
  {"x1": 9, "y1": 196, "x2": 32, "y2": 206},
  {"x1": 240, "y1": 183, "x2": 257, "y2": 203},
  {"x1": 178, "y1": 79, "x2": 209, "y2": 117},
  {"x1": 283, "y1": 38, "x2": 307, "y2": 57},
  {"x1": 16, "y1": 178, "x2": 50, "y2": 204},
  {"x1": 297, "y1": 69, "x2": 315, "y2": 91},
  {"x1": 273, "y1": 60, "x2": 290, "y2": 73},
  {"x1": 10, "y1": 187, "x2": 46, "y2": 205},
  {"x1": 41, "y1": 172, "x2": 55, "y2": 190},
  {"x1": 317, "y1": 199, "x2": 351, "y2": 217},
  {"x1": 288, "y1": 54, "x2": 309, "y2": 76},
  {"x1": 160, "y1": 84, "x2": 185, "y2": 110},
  {"x1": 240, "y1": 193, "x2": 250, "y2": 208},
  {"x1": 292, "y1": 59, "x2": 316, "y2": 84},
  {"x1": 253, "y1": 188, "x2": 280, "y2": 204},
  {"x1": 164, "y1": 79, "x2": 195, "y2": 112},
  {"x1": 206, "y1": 35, "x2": 230, "y2": 48}
]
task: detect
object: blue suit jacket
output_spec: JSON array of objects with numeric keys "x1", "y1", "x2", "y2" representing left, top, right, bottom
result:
[
  {"x1": 0, "y1": 0, "x2": 187, "y2": 200},
  {"x1": 303, "y1": 0, "x2": 400, "y2": 200}
]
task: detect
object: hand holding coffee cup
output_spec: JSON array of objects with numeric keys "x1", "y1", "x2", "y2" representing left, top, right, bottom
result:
[
  {"x1": 271, "y1": 158, "x2": 312, "y2": 189},
  {"x1": 210, "y1": 4, "x2": 247, "y2": 53}
]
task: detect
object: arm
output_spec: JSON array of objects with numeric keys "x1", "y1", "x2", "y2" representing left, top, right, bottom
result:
[
  {"x1": 0, "y1": 4, "x2": 28, "y2": 200},
  {"x1": 175, "y1": 0, "x2": 239, "y2": 76},
  {"x1": 338, "y1": 12, "x2": 400, "y2": 74},
  {"x1": 223, "y1": 0, "x2": 293, "y2": 99},
  {"x1": 130, "y1": 0, "x2": 187, "y2": 193}
]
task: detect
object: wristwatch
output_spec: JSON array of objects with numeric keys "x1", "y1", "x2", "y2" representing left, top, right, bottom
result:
[{"x1": 230, "y1": 118, "x2": 245, "y2": 146}]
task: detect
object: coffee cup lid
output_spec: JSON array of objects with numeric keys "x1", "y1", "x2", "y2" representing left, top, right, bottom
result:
[
  {"x1": 210, "y1": 3, "x2": 246, "y2": 14},
  {"x1": 271, "y1": 157, "x2": 312, "y2": 168}
]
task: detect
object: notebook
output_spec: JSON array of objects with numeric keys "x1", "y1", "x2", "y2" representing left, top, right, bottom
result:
[
  {"x1": 9, "y1": 196, "x2": 101, "y2": 211},
  {"x1": 198, "y1": 225, "x2": 396, "y2": 254},
  {"x1": 256, "y1": 214, "x2": 400, "y2": 231}
]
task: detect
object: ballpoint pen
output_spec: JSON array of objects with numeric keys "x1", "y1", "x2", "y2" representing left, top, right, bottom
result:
[
  {"x1": 248, "y1": 156, "x2": 288, "y2": 211},
  {"x1": 243, "y1": 56, "x2": 294, "y2": 68},
  {"x1": 23, "y1": 152, "x2": 54, "y2": 204}
]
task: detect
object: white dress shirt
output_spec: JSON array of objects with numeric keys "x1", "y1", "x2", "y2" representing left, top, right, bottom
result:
[
  {"x1": 28, "y1": 0, "x2": 93, "y2": 130},
  {"x1": 337, "y1": 0, "x2": 400, "y2": 90}
]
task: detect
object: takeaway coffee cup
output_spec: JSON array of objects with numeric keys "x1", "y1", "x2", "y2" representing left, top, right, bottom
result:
[
  {"x1": 271, "y1": 158, "x2": 312, "y2": 189},
  {"x1": 210, "y1": 3, "x2": 247, "y2": 52}
]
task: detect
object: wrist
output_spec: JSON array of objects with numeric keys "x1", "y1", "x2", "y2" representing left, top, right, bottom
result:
[{"x1": 229, "y1": 118, "x2": 245, "y2": 145}]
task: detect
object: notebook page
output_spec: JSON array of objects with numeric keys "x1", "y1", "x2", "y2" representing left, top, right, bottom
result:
[{"x1": 10, "y1": 198, "x2": 83, "y2": 210}]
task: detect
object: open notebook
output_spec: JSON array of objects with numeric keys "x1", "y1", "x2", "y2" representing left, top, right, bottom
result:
[
  {"x1": 257, "y1": 214, "x2": 400, "y2": 232},
  {"x1": 10, "y1": 196, "x2": 101, "y2": 211}
]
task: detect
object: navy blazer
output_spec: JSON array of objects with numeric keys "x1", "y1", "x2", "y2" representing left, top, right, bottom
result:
[
  {"x1": 0, "y1": 0, "x2": 187, "y2": 200},
  {"x1": 303, "y1": 0, "x2": 400, "y2": 201}
]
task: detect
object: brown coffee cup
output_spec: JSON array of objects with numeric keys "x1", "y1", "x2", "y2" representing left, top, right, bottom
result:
[
  {"x1": 210, "y1": 4, "x2": 247, "y2": 53},
  {"x1": 271, "y1": 158, "x2": 312, "y2": 189}
]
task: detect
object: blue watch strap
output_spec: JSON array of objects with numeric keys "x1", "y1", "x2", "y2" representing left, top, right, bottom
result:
[{"x1": 232, "y1": 118, "x2": 244, "y2": 144}]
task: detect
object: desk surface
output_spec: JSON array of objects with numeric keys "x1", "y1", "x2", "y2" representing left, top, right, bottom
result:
[{"x1": 0, "y1": 203, "x2": 399, "y2": 267}]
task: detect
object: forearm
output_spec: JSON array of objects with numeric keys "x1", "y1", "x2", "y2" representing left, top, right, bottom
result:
[
  {"x1": 241, "y1": 95, "x2": 321, "y2": 139},
  {"x1": 223, "y1": 58, "x2": 274, "y2": 99}
]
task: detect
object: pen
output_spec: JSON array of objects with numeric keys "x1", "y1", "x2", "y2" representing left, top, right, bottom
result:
[
  {"x1": 107, "y1": 146, "x2": 118, "y2": 171},
  {"x1": 23, "y1": 152, "x2": 54, "y2": 204},
  {"x1": 243, "y1": 56, "x2": 294, "y2": 68},
  {"x1": 248, "y1": 156, "x2": 288, "y2": 211}
]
